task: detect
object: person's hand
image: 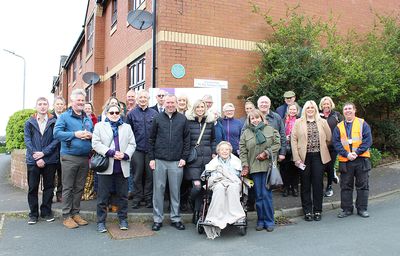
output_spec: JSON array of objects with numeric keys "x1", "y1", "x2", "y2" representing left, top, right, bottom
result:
[
  {"x1": 278, "y1": 154, "x2": 286, "y2": 162},
  {"x1": 149, "y1": 160, "x2": 156, "y2": 170},
  {"x1": 294, "y1": 160, "x2": 302, "y2": 168},
  {"x1": 74, "y1": 130, "x2": 86, "y2": 139},
  {"x1": 83, "y1": 131, "x2": 92, "y2": 139},
  {"x1": 347, "y1": 152, "x2": 357, "y2": 161},
  {"x1": 32, "y1": 152, "x2": 44, "y2": 160},
  {"x1": 114, "y1": 151, "x2": 124, "y2": 160},
  {"x1": 36, "y1": 159, "x2": 45, "y2": 168},
  {"x1": 256, "y1": 151, "x2": 269, "y2": 161},
  {"x1": 178, "y1": 159, "x2": 186, "y2": 168},
  {"x1": 241, "y1": 166, "x2": 249, "y2": 176}
]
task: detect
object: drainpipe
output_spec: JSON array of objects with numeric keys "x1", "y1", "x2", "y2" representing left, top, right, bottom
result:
[{"x1": 151, "y1": 0, "x2": 157, "y2": 88}]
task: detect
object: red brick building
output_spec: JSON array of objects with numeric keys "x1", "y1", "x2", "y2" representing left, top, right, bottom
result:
[{"x1": 52, "y1": 0, "x2": 399, "y2": 116}]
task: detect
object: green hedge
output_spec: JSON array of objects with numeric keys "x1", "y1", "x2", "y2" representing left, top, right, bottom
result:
[{"x1": 6, "y1": 109, "x2": 35, "y2": 151}]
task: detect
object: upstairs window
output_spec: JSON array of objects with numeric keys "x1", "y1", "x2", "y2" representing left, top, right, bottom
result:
[
  {"x1": 130, "y1": 0, "x2": 145, "y2": 10},
  {"x1": 73, "y1": 59, "x2": 78, "y2": 82},
  {"x1": 111, "y1": 0, "x2": 118, "y2": 28},
  {"x1": 111, "y1": 74, "x2": 117, "y2": 97},
  {"x1": 86, "y1": 15, "x2": 94, "y2": 55},
  {"x1": 85, "y1": 85, "x2": 93, "y2": 103},
  {"x1": 128, "y1": 55, "x2": 145, "y2": 90}
]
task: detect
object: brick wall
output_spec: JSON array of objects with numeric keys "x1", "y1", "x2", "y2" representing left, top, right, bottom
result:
[{"x1": 10, "y1": 149, "x2": 28, "y2": 191}]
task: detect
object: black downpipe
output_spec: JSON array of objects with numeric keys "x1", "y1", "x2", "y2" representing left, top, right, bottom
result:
[{"x1": 152, "y1": 0, "x2": 157, "y2": 88}]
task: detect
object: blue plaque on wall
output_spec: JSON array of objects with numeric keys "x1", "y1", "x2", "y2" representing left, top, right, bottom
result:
[{"x1": 171, "y1": 64, "x2": 185, "y2": 79}]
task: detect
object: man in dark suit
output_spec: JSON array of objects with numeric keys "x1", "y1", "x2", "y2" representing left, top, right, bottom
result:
[{"x1": 150, "y1": 89, "x2": 167, "y2": 113}]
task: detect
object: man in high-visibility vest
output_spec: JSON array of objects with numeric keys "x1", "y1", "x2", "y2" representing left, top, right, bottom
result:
[{"x1": 332, "y1": 102, "x2": 372, "y2": 218}]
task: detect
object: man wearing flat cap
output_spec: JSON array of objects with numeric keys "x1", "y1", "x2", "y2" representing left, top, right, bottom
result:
[{"x1": 276, "y1": 91, "x2": 302, "y2": 119}]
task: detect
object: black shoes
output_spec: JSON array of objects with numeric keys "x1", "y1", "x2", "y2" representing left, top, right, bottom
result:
[
  {"x1": 337, "y1": 210, "x2": 353, "y2": 218},
  {"x1": 255, "y1": 225, "x2": 264, "y2": 231},
  {"x1": 304, "y1": 213, "x2": 313, "y2": 221},
  {"x1": 151, "y1": 222, "x2": 162, "y2": 231},
  {"x1": 282, "y1": 188, "x2": 289, "y2": 197},
  {"x1": 357, "y1": 210, "x2": 370, "y2": 218},
  {"x1": 292, "y1": 187, "x2": 299, "y2": 197},
  {"x1": 28, "y1": 217, "x2": 38, "y2": 225},
  {"x1": 266, "y1": 226, "x2": 274, "y2": 232},
  {"x1": 171, "y1": 221, "x2": 185, "y2": 230},
  {"x1": 313, "y1": 212, "x2": 322, "y2": 221}
]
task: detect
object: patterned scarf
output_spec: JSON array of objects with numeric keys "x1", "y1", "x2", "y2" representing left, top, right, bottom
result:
[
  {"x1": 105, "y1": 117, "x2": 124, "y2": 137},
  {"x1": 249, "y1": 122, "x2": 266, "y2": 145}
]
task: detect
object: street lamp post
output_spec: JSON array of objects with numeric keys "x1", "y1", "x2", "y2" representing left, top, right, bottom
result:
[{"x1": 3, "y1": 49, "x2": 26, "y2": 109}]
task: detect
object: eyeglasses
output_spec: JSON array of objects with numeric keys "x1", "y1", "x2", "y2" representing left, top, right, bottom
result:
[
  {"x1": 108, "y1": 111, "x2": 120, "y2": 115},
  {"x1": 157, "y1": 94, "x2": 165, "y2": 98}
]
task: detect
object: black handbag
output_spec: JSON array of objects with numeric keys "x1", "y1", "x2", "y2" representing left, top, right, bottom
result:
[
  {"x1": 90, "y1": 152, "x2": 109, "y2": 173},
  {"x1": 187, "y1": 122, "x2": 207, "y2": 164}
]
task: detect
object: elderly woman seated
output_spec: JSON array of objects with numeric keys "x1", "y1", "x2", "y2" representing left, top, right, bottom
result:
[{"x1": 201, "y1": 141, "x2": 246, "y2": 239}]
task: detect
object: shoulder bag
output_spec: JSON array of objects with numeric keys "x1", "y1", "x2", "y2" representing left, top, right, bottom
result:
[{"x1": 187, "y1": 122, "x2": 207, "y2": 164}]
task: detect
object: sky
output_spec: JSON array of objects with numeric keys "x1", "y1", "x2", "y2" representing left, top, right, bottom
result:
[{"x1": 0, "y1": 1, "x2": 88, "y2": 136}]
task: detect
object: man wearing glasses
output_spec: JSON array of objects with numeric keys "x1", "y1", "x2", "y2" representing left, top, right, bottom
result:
[{"x1": 150, "y1": 89, "x2": 167, "y2": 113}]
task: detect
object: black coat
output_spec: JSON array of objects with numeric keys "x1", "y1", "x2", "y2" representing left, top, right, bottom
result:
[
  {"x1": 149, "y1": 111, "x2": 190, "y2": 162},
  {"x1": 184, "y1": 115, "x2": 216, "y2": 180}
]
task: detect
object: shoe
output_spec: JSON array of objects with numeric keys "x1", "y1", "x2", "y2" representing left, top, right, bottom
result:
[
  {"x1": 282, "y1": 188, "x2": 289, "y2": 197},
  {"x1": 333, "y1": 171, "x2": 339, "y2": 184},
  {"x1": 337, "y1": 210, "x2": 353, "y2": 218},
  {"x1": 97, "y1": 222, "x2": 107, "y2": 233},
  {"x1": 119, "y1": 219, "x2": 129, "y2": 230},
  {"x1": 72, "y1": 215, "x2": 88, "y2": 226},
  {"x1": 28, "y1": 217, "x2": 38, "y2": 225},
  {"x1": 324, "y1": 186, "x2": 333, "y2": 197},
  {"x1": 357, "y1": 210, "x2": 369, "y2": 218},
  {"x1": 43, "y1": 215, "x2": 55, "y2": 222},
  {"x1": 63, "y1": 217, "x2": 79, "y2": 229},
  {"x1": 246, "y1": 203, "x2": 255, "y2": 212},
  {"x1": 304, "y1": 213, "x2": 313, "y2": 221},
  {"x1": 292, "y1": 187, "x2": 299, "y2": 197},
  {"x1": 132, "y1": 202, "x2": 140, "y2": 209},
  {"x1": 255, "y1": 225, "x2": 264, "y2": 231},
  {"x1": 151, "y1": 222, "x2": 162, "y2": 231},
  {"x1": 171, "y1": 221, "x2": 185, "y2": 230},
  {"x1": 145, "y1": 201, "x2": 153, "y2": 208},
  {"x1": 266, "y1": 226, "x2": 274, "y2": 232},
  {"x1": 314, "y1": 212, "x2": 322, "y2": 221},
  {"x1": 180, "y1": 203, "x2": 188, "y2": 212}
]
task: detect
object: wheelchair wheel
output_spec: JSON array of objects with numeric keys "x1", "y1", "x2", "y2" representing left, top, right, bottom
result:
[
  {"x1": 197, "y1": 219, "x2": 204, "y2": 234},
  {"x1": 239, "y1": 226, "x2": 247, "y2": 236}
]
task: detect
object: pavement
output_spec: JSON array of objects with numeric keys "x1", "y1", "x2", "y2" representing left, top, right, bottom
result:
[{"x1": 1, "y1": 154, "x2": 400, "y2": 223}]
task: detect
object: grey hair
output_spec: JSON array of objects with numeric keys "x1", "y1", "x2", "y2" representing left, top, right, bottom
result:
[
  {"x1": 136, "y1": 89, "x2": 150, "y2": 98},
  {"x1": 257, "y1": 96, "x2": 271, "y2": 107},
  {"x1": 70, "y1": 89, "x2": 86, "y2": 101},
  {"x1": 216, "y1": 141, "x2": 233, "y2": 154},
  {"x1": 54, "y1": 96, "x2": 66, "y2": 104}
]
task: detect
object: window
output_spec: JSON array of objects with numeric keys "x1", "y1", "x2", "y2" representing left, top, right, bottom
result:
[
  {"x1": 111, "y1": 0, "x2": 117, "y2": 28},
  {"x1": 86, "y1": 85, "x2": 93, "y2": 103},
  {"x1": 111, "y1": 74, "x2": 117, "y2": 97},
  {"x1": 73, "y1": 59, "x2": 78, "y2": 82},
  {"x1": 79, "y1": 50, "x2": 82, "y2": 68},
  {"x1": 130, "y1": 0, "x2": 145, "y2": 10},
  {"x1": 128, "y1": 55, "x2": 145, "y2": 90},
  {"x1": 86, "y1": 16, "x2": 94, "y2": 54}
]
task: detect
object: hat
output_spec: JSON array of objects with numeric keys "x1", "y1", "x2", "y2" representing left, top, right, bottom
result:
[
  {"x1": 222, "y1": 103, "x2": 235, "y2": 111},
  {"x1": 283, "y1": 91, "x2": 296, "y2": 98}
]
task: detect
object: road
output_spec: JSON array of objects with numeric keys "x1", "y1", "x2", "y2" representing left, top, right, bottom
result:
[{"x1": 0, "y1": 192, "x2": 399, "y2": 256}]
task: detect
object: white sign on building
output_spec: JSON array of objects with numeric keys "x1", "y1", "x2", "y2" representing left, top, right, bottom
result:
[{"x1": 194, "y1": 79, "x2": 228, "y2": 89}]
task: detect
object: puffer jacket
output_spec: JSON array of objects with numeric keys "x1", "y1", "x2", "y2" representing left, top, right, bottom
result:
[{"x1": 184, "y1": 112, "x2": 216, "y2": 180}]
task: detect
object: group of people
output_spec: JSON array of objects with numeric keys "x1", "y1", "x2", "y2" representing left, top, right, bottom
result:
[{"x1": 24, "y1": 87, "x2": 373, "y2": 238}]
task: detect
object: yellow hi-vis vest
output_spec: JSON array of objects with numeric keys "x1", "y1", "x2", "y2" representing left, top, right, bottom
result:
[{"x1": 337, "y1": 117, "x2": 370, "y2": 162}]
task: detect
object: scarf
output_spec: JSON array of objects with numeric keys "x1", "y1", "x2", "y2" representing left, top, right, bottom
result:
[
  {"x1": 285, "y1": 115, "x2": 296, "y2": 136},
  {"x1": 249, "y1": 122, "x2": 266, "y2": 145},
  {"x1": 105, "y1": 117, "x2": 124, "y2": 137}
]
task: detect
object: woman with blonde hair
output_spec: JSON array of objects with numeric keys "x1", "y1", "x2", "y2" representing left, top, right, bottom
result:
[
  {"x1": 291, "y1": 100, "x2": 332, "y2": 221},
  {"x1": 319, "y1": 96, "x2": 343, "y2": 197},
  {"x1": 177, "y1": 94, "x2": 191, "y2": 114}
]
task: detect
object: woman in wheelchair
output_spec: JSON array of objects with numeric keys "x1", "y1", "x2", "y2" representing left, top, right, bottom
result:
[{"x1": 200, "y1": 141, "x2": 246, "y2": 239}]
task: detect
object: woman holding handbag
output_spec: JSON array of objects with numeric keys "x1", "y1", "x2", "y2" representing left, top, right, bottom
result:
[
  {"x1": 185, "y1": 99, "x2": 216, "y2": 224},
  {"x1": 92, "y1": 104, "x2": 136, "y2": 233},
  {"x1": 240, "y1": 109, "x2": 281, "y2": 232},
  {"x1": 291, "y1": 100, "x2": 332, "y2": 222}
]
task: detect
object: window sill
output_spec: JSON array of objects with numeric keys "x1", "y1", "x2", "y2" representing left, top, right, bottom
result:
[
  {"x1": 110, "y1": 24, "x2": 117, "y2": 36},
  {"x1": 85, "y1": 51, "x2": 93, "y2": 63}
]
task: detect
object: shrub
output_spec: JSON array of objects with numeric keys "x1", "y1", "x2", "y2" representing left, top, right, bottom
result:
[
  {"x1": 369, "y1": 148, "x2": 382, "y2": 168},
  {"x1": 6, "y1": 109, "x2": 35, "y2": 151}
]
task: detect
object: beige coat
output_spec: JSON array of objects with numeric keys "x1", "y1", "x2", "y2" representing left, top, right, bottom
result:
[
  {"x1": 92, "y1": 122, "x2": 136, "y2": 177},
  {"x1": 290, "y1": 117, "x2": 332, "y2": 164}
]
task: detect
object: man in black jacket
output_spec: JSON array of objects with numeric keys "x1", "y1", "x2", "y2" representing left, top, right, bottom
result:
[{"x1": 149, "y1": 94, "x2": 190, "y2": 231}]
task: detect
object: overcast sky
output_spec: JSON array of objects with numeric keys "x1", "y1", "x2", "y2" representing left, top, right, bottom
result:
[{"x1": 0, "y1": 1, "x2": 88, "y2": 136}]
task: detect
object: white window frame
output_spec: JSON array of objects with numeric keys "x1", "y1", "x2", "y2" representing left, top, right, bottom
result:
[
  {"x1": 85, "y1": 85, "x2": 93, "y2": 103},
  {"x1": 86, "y1": 15, "x2": 94, "y2": 55},
  {"x1": 111, "y1": 0, "x2": 118, "y2": 28},
  {"x1": 128, "y1": 55, "x2": 145, "y2": 90}
]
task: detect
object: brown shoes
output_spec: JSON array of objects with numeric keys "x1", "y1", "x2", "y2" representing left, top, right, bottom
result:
[
  {"x1": 63, "y1": 217, "x2": 79, "y2": 229},
  {"x1": 72, "y1": 215, "x2": 88, "y2": 226}
]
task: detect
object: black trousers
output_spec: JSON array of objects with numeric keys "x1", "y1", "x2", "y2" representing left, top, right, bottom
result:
[
  {"x1": 324, "y1": 148, "x2": 337, "y2": 187},
  {"x1": 132, "y1": 151, "x2": 152, "y2": 204},
  {"x1": 97, "y1": 173, "x2": 128, "y2": 223},
  {"x1": 340, "y1": 158, "x2": 370, "y2": 212},
  {"x1": 300, "y1": 152, "x2": 324, "y2": 214},
  {"x1": 27, "y1": 164, "x2": 56, "y2": 218},
  {"x1": 280, "y1": 154, "x2": 299, "y2": 189}
]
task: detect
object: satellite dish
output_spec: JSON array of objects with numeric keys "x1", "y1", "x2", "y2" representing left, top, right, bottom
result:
[
  {"x1": 127, "y1": 10, "x2": 153, "y2": 30},
  {"x1": 82, "y1": 72, "x2": 100, "y2": 85}
]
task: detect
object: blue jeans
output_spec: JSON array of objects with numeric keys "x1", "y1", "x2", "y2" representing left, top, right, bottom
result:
[{"x1": 251, "y1": 172, "x2": 274, "y2": 228}]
